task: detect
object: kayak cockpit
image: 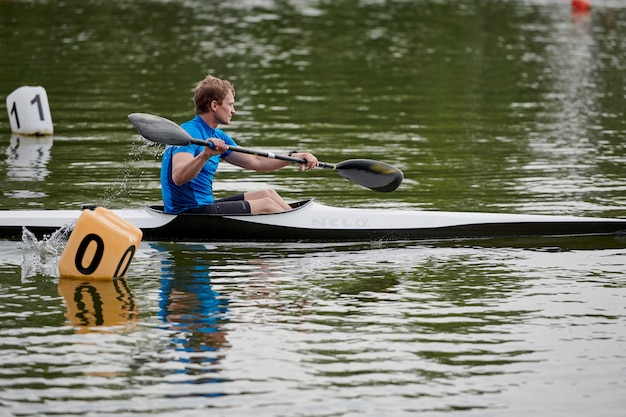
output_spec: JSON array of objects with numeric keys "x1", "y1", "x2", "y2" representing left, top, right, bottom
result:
[{"x1": 146, "y1": 199, "x2": 314, "y2": 216}]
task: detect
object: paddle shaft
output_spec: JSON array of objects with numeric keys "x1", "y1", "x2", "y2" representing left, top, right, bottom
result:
[
  {"x1": 127, "y1": 112, "x2": 402, "y2": 191},
  {"x1": 186, "y1": 136, "x2": 335, "y2": 170}
]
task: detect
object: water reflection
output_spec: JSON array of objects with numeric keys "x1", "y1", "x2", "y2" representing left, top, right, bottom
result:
[
  {"x1": 57, "y1": 277, "x2": 138, "y2": 333},
  {"x1": 4, "y1": 134, "x2": 53, "y2": 181},
  {"x1": 152, "y1": 243, "x2": 229, "y2": 389},
  {"x1": 511, "y1": 4, "x2": 623, "y2": 214}
]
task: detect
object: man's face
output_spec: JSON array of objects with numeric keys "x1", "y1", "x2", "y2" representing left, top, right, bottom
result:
[{"x1": 215, "y1": 90, "x2": 236, "y2": 125}]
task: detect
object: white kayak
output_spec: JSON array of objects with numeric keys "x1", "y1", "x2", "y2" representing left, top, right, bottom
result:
[{"x1": 0, "y1": 199, "x2": 625, "y2": 242}]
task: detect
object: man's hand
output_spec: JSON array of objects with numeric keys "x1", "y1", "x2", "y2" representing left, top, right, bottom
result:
[
  {"x1": 202, "y1": 138, "x2": 229, "y2": 158},
  {"x1": 292, "y1": 152, "x2": 318, "y2": 171}
]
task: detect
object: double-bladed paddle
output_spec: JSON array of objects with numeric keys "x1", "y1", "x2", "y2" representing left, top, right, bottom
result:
[{"x1": 128, "y1": 112, "x2": 403, "y2": 192}]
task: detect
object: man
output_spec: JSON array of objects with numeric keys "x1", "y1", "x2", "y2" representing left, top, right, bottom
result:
[{"x1": 160, "y1": 75, "x2": 318, "y2": 214}]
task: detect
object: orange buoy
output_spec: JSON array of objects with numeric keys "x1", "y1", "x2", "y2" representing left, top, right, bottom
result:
[
  {"x1": 572, "y1": 0, "x2": 591, "y2": 12},
  {"x1": 58, "y1": 207, "x2": 142, "y2": 280}
]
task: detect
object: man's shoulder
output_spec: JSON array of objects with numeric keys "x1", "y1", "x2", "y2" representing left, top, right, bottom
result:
[
  {"x1": 180, "y1": 116, "x2": 204, "y2": 138},
  {"x1": 213, "y1": 128, "x2": 230, "y2": 139},
  {"x1": 179, "y1": 115, "x2": 236, "y2": 146}
]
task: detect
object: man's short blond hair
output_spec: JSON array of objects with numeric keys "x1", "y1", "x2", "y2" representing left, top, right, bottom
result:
[{"x1": 194, "y1": 75, "x2": 235, "y2": 114}]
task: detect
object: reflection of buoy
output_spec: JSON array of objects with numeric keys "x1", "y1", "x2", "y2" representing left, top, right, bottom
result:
[
  {"x1": 572, "y1": 0, "x2": 591, "y2": 12},
  {"x1": 58, "y1": 207, "x2": 143, "y2": 280},
  {"x1": 5, "y1": 86, "x2": 53, "y2": 136},
  {"x1": 58, "y1": 277, "x2": 138, "y2": 333},
  {"x1": 5, "y1": 134, "x2": 53, "y2": 181}
]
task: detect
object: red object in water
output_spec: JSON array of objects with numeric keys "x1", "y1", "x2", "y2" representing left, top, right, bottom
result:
[{"x1": 572, "y1": 0, "x2": 591, "y2": 12}]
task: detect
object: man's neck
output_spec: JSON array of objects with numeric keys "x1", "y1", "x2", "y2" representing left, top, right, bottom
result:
[{"x1": 199, "y1": 113, "x2": 218, "y2": 129}]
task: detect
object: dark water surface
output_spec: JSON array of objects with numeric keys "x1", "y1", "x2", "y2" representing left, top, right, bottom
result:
[{"x1": 1, "y1": 0, "x2": 625, "y2": 416}]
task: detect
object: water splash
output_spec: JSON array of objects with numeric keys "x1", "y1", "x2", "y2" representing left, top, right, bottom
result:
[
  {"x1": 19, "y1": 221, "x2": 75, "y2": 281},
  {"x1": 98, "y1": 138, "x2": 162, "y2": 207}
]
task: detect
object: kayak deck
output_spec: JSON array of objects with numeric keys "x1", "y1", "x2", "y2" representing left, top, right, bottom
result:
[{"x1": 142, "y1": 200, "x2": 626, "y2": 242}]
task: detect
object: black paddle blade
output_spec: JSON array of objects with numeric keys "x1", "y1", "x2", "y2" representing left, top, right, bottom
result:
[
  {"x1": 334, "y1": 159, "x2": 403, "y2": 192},
  {"x1": 128, "y1": 113, "x2": 192, "y2": 146}
]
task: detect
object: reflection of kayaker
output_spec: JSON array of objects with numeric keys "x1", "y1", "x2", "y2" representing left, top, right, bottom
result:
[{"x1": 152, "y1": 243, "x2": 229, "y2": 378}]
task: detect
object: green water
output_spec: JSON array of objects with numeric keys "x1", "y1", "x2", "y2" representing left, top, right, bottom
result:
[{"x1": 0, "y1": 1, "x2": 625, "y2": 416}]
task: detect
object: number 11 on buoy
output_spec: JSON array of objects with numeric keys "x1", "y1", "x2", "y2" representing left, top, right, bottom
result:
[{"x1": 6, "y1": 86, "x2": 54, "y2": 136}]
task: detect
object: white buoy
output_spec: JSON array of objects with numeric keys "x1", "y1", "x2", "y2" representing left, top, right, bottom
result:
[{"x1": 6, "y1": 86, "x2": 54, "y2": 136}]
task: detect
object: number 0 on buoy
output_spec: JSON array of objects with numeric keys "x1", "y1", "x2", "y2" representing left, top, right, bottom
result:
[{"x1": 59, "y1": 207, "x2": 143, "y2": 280}]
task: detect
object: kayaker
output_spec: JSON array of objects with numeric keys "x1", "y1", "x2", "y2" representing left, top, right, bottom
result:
[{"x1": 160, "y1": 74, "x2": 318, "y2": 215}]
